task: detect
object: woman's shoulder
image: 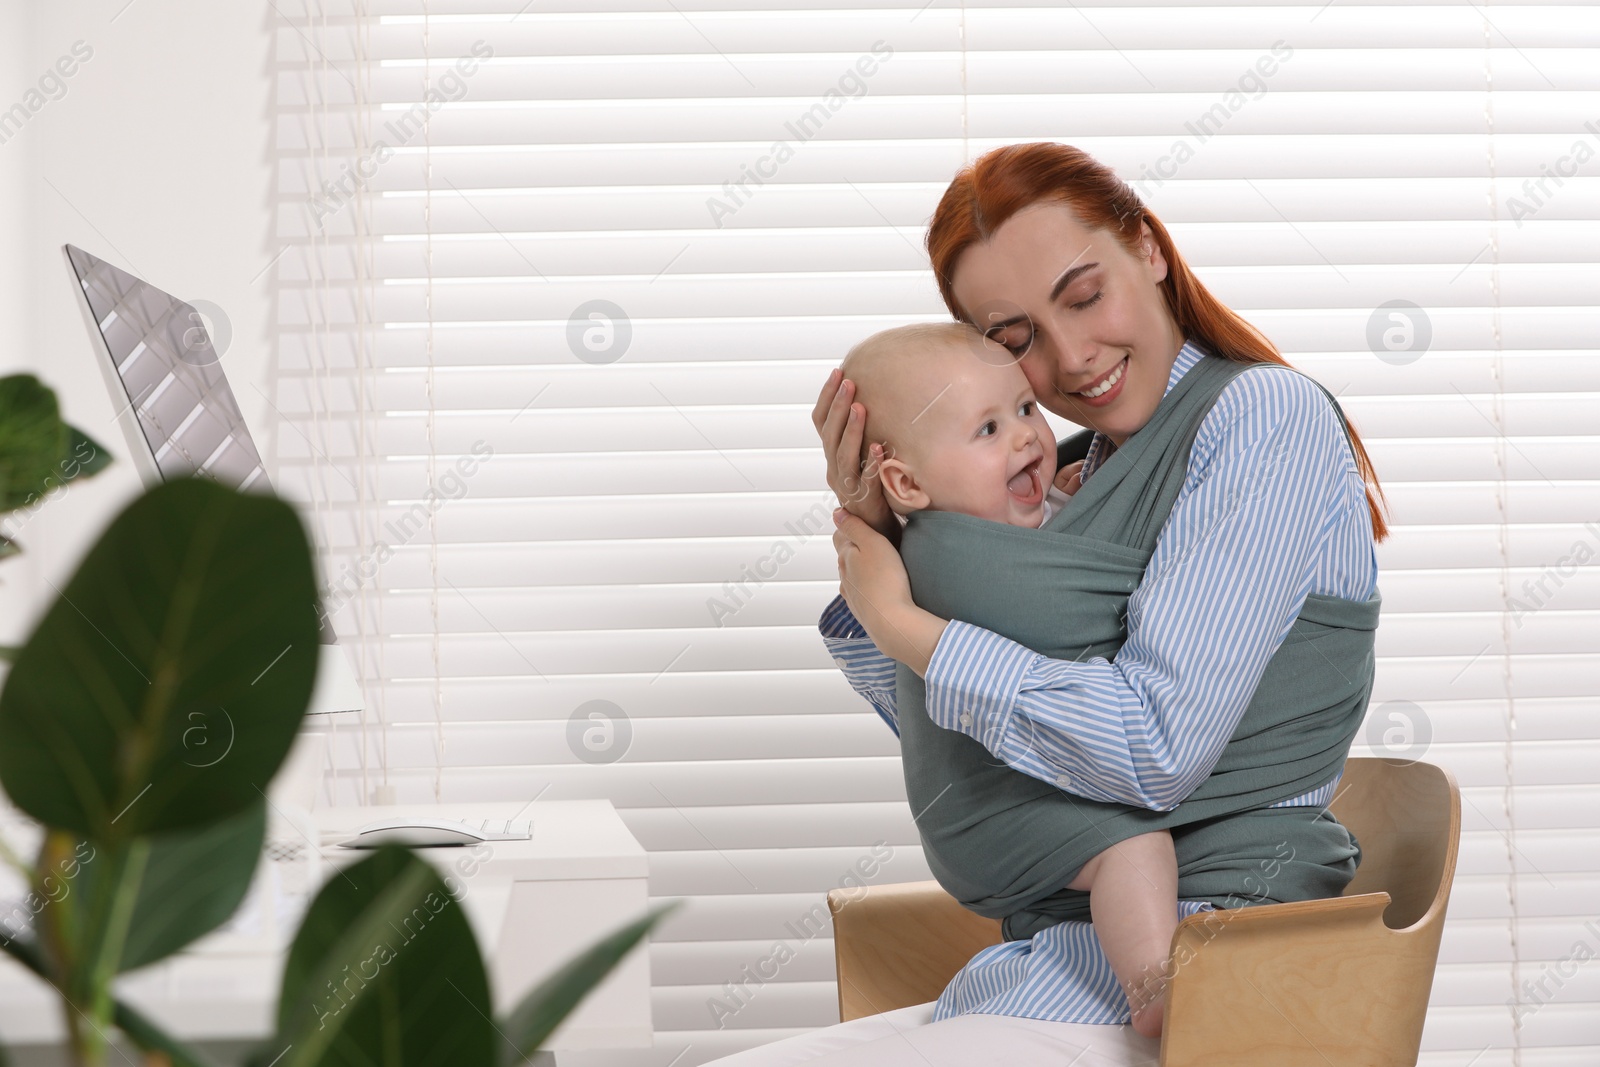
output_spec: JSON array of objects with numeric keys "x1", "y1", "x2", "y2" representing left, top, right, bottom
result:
[
  {"x1": 1201, "y1": 362, "x2": 1346, "y2": 439},
  {"x1": 1189, "y1": 360, "x2": 1358, "y2": 476},
  {"x1": 1206, "y1": 359, "x2": 1338, "y2": 413}
]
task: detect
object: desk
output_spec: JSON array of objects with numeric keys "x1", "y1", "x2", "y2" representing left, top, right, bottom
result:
[{"x1": 0, "y1": 799, "x2": 654, "y2": 1053}]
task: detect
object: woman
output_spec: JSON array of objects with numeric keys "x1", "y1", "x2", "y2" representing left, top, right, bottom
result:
[{"x1": 705, "y1": 142, "x2": 1388, "y2": 1066}]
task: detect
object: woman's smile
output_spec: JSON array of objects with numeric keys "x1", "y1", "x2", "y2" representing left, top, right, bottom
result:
[
  {"x1": 948, "y1": 202, "x2": 1184, "y2": 448},
  {"x1": 1068, "y1": 355, "x2": 1129, "y2": 407}
]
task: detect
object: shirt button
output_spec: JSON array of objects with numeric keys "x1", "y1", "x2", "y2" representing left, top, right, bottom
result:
[
  {"x1": 959, "y1": 712, "x2": 973, "y2": 726},
  {"x1": 832, "y1": 657, "x2": 847, "y2": 668},
  {"x1": 1055, "y1": 775, "x2": 1070, "y2": 787}
]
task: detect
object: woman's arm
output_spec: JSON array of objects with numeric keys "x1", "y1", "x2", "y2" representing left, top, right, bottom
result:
[
  {"x1": 922, "y1": 368, "x2": 1377, "y2": 811},
  {"x1": 819, "y1": 594, "x2": 901, "y2": 737}
]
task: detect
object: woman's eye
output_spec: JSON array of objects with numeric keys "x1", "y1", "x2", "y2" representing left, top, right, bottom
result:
[
  {"x1": 1070, "y1": 290, "x2": 1104, "y2": 311},
  {"x1": 986, "y1": 327, "x2": 1031, "y2": 356}
]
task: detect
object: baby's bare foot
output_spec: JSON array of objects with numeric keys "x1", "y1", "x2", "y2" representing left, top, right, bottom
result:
[
  {"x1": 1124, "y1": 967, "x2": 1168, "y2": 1040},
  {"x1": 1130, "y1": 996, "x2": 1165, "y2": 1039}
]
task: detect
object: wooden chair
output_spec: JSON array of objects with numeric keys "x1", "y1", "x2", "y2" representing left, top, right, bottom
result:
[{"x1": 827, "y1": 758, "x2": 1461, "y2": 1067}]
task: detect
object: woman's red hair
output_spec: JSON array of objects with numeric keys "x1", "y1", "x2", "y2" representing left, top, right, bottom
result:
[{"x1": 925, "y1": 142, "x2": 1389, "y2": 542}]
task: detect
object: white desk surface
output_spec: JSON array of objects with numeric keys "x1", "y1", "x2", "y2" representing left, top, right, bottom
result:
[{"x1": 316, "y1": 799, "x2": 649, "y2": 880}]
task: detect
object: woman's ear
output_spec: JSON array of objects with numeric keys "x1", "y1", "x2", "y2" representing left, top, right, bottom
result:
[
  {"x1": 877, "y1": 455, "x2": 929, "y2": 513},
  {"x1": 1138, "y1": 220, "x2": 1168, "y2": 285}
]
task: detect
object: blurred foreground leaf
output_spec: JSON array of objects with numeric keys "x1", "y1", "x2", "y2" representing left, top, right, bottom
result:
[
  {"x1": 0, "y1": 478, "x2": 319, "y2": 843},
  {"x1": 266, "y1": 845, "x2": 495, "y2": 1067},
  {"x1": 0, "y1": 374, "x2": 65, "y2": 513},
  {"x1": 54, "y1": 802, "x2": 268, "y2": 977}
]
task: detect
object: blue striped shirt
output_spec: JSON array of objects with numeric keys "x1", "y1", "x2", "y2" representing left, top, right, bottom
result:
[{"x1": 818, "y1": 339, "x2": 1378, "y2": 1024}]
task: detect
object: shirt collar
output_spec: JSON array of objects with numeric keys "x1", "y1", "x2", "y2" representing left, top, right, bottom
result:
[{"x1": 1078, "y1": 338, "x2": 1205, "y2": 483}]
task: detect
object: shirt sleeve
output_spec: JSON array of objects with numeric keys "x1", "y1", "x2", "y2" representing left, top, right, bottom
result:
[
  {"x1": 819, "y1": 593, "x2": 901, "y2": 737},
  {"x1": 922, "y1": 368, "x2": 1373, "y2": 811}
]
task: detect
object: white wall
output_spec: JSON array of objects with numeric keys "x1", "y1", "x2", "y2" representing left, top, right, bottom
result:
[
  {"x1": 0, "y1": 0, "x2": 40, "y2": 627},
  {"x1": 0, "y1": 0, "x2": 277, "y2": 640}
]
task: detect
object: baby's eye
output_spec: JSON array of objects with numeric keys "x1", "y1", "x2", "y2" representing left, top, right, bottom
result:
[
  {"x1": 978, "y1": 420, "x2": 997, "y2": 437},
  {"x1": 1019, "y1": 400, "x2": 1035, "y2": 417}
]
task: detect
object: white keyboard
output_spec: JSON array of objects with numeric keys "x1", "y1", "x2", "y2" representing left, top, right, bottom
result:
[
  {"x1": 468, "y1": 818, "x2": 533, "y2": 840},
  {"x1": 339, "y1": 817, "x2": 533, "y2": 849}
]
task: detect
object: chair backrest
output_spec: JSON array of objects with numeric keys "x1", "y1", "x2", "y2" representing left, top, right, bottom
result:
[
  {"x1": 1159, "y1": 758, "x2": 1462, "y2": 1066},
  {"x1": 1329, "y1": 757, "x2": 1460, "y2": 930}
]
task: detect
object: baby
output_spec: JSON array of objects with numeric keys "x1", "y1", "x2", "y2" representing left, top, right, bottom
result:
[
  {"x1": 838, "y1": 322, "x2": 1076, "y2": 530},
  {"x1": 836, "y1": 321, "x2": 1177, "y2": 1038}
]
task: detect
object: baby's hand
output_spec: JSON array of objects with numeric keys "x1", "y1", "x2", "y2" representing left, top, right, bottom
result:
[{"x1": 1054, "y1": 460, "x2": 1085, "y2": 497}]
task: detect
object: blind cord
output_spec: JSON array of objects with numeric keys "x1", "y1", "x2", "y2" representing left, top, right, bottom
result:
[
  {"x1": 1481, "y1": 14, "x2": 1521, "y2": 1063},
  {"x1": 423, "y1": 0, "x2": 445, "y2": 805}
]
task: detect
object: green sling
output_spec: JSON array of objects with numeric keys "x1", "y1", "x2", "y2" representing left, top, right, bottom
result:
[{"x1": 893, "y1": 352, "x2": 1381, "y2": 942}]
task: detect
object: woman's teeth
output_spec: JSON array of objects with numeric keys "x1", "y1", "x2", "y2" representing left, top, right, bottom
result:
[{"x1": 1080, "y1": 358, "x2": 1126, "y2": 398}]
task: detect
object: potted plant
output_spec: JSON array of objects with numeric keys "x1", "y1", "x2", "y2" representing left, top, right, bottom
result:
[{"x1": 0, "y1": 374, "x2": 672, "y2": 1065}]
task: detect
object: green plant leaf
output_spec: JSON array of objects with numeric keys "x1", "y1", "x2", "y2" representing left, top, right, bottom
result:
[
  {"x1": 494, "y1": 900, "x2": 680, "y2": 1067},
  {"x1": 120, "y1": 799, "x2": 266, "y2": 970},
  {"x1": 31, "y1": 807, "x2": 263, "y2": 1027},
  {"x1": 0, "y1": 477, "x2": 320, "y2": 843},
  {"x1": 0, "y1": 374, "x2": 67, "y2": 514},
  {"x1": 64, "y1": 425, "x2": 113, "y2": 480},
  {"x1": 267, "y1": 845, "x2": 495, "y2": 1067}
]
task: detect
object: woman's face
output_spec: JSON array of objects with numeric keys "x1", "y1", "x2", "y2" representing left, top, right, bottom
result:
[{"x1": 948, "y1": 200, "x2": 1185, "y2": 447}]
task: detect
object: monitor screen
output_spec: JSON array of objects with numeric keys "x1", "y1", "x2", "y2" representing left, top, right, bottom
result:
[
  {"x1": 63, "y1": 244, "x2": 356, "y2": 673},
  {"x1": 65, "y1": 244, "x2": 269, "y2": 492}
]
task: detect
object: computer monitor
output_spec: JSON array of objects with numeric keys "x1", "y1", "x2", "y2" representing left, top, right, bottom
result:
[{"x1": 63, "y1": 243, "x2": 364, "y2": 718}]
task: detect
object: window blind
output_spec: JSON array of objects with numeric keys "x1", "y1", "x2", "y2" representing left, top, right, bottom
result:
[{"x1": 273, "y1": 3, "x2": 1600, "y2": 1063}]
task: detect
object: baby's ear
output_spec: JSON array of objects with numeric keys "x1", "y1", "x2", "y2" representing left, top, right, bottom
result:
[{"x1": 877, "y1": 455, "x2": 928, "y2": 513}]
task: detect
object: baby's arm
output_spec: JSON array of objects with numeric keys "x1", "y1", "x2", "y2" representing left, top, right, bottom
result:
[{"x1": 820, "y1": 593, "x2": 901, "y2": 737}]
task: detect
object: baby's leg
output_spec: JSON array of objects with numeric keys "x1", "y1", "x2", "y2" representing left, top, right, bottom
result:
[{"x1": 1065, "y1": 830, "x2": 1178, "y2": 1039}]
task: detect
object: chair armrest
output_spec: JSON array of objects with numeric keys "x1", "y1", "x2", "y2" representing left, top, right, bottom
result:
[
  {"x1": 1174, "y1": 890, "x2": 1393, "y2": 937},
  {"x1": 827, "y1": 880, "x2": 1003, "y2": 1023},
  {"x1": 1161, "y1": 891, "x2": 1444, "y2": 1067}
]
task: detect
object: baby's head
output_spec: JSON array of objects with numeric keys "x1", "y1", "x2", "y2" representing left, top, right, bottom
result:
[{"x1": 840, "y1": 322, "x2": 1057, "y2": 528}]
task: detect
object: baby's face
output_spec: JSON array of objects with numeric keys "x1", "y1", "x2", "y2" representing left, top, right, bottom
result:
[{"x1": 891, "y1": 347, "x2": 1059, "y2": 527}]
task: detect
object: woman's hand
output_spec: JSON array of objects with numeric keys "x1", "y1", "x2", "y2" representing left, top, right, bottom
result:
[
  {"x1": 833, "y1": 508, "x2": 948, "y2": 676},
  {"x1": 1055, "y1": 459, "x2": 1085, "y2": 496},
  {"x1": 813, "y1": 367, "x2": 900, "y2": 546}
]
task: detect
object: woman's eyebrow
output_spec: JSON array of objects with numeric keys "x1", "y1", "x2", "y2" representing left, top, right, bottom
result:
[{"x1": 1050, "y1": 261, "x2": 1099, "y2": 301}]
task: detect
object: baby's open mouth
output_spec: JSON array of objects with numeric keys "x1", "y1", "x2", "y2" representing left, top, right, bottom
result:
[{"x1": 1007, "y1": 457, "x2": 1043, "y2": 506}]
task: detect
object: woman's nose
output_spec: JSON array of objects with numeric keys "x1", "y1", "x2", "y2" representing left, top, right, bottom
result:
[
  {"x1": 1041, "y1": 317, "x2": 1097, "y2": 377},
  {"x1": 1055, "y1": 337, "x2": 1098, "y2": 379}
]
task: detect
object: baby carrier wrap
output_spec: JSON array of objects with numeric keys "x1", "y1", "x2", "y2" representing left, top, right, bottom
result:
[{"x1": 894, "y1": 352, "x2": 1380, "y2": 941}]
